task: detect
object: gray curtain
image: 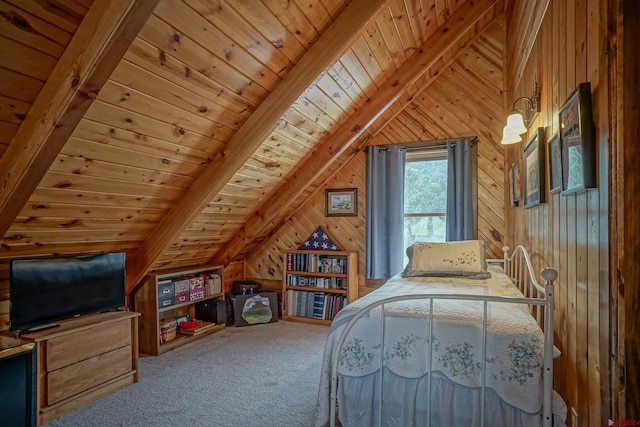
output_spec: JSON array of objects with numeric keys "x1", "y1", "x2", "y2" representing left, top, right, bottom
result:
[
  {"x1": 366, "y1": 145, "x2": 406, "y2": 279},
  {"x1": 446, "y1": 138, "x2": 477, "y2": 241}
]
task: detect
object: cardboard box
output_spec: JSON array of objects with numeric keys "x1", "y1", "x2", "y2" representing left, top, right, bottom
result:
[{"x1": 231, "y1": 290, "x2": 278, "y2": 327}]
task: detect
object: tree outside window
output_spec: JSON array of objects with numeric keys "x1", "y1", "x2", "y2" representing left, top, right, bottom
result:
[{"x1": 403, "y1": 149, "x2": 447, "y2": 265}]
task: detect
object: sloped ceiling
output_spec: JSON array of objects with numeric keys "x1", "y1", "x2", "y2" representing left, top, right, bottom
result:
[{"x1": 0, "y1": 0, "x2": 504, "y2": 294}]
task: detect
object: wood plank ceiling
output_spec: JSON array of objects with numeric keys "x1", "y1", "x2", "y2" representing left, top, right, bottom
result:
[{"x1": 0, "y1": 0, "x2": 505, "y2": 293}]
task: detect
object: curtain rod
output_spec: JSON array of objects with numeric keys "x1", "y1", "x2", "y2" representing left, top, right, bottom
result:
[{"x1": 365, "y1": 137, "x2": 478, "y2": 151}]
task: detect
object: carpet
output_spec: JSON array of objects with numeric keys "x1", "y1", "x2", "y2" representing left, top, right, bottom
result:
[{"x1": 45, "y1": 320, "x2": 330, "y2": 427}]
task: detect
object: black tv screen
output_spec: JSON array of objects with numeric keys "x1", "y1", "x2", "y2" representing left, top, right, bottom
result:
[{"x1": 9, "y1": 252, "x2": 126, "y2": 332}]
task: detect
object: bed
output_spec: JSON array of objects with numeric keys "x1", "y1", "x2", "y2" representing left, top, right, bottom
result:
[{"x1": 314, "y1": 241, "x2": 567, "y2": 427}]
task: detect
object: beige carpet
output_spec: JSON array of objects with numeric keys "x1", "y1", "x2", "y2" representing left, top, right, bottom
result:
[{"x1": 45, "y1": 320, "x2": 330, "y2": 427}]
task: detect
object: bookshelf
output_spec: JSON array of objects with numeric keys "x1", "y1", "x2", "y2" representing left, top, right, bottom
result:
[
  {"x1": 133, "y1": 265, "x2": 225, "y2": 356},
  {"x1": 282, "y1": 250, "x2": 358, "y2": 326}
]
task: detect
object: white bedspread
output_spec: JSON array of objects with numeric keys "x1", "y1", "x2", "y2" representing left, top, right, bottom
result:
[{"x1": 315, "y1": 266, "x2": 566, "y2": 426}]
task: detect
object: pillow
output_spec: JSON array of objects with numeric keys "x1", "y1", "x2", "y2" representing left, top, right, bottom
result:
[{"x1": 401, "y1": 240, "x2": 491, "y2": 279}]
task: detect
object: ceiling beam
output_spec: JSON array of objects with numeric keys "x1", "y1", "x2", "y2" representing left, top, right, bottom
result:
[
  {"x1": 260, "y1": 11, "x2": 506, "y2": 254},
  {"x1": 211, "y1": 0, "x2": 499, "y2": 266},
  {"x1": 0, "y1": 0, "x2": 160, "y2": 239},
  {"x1": 125, "y1": 0, "x2": 388, "y2": 293}
]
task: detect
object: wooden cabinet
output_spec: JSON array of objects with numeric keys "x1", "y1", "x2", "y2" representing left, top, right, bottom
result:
[
  {"x1": 134, "y1": 265, "x2": 226, "y2": 356},
  {"x1": 18, "y1": 311, "x2": 139, "y2": 426},
  {"x1": 282, "y1": 250, "x2": 358, "y2": 326}
]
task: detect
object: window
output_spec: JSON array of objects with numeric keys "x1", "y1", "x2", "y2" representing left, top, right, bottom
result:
[
  {"x1": 403, "y1": 148, "x2": 448, "y2": 260},
  {"x1": 367, "y1": 140, "x2": 475, "y2": 278}
]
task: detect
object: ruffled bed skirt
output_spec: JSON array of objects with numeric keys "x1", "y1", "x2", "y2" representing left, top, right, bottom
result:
[{"x1": 334, "y1": 369, "x2": 567, "y2": 427}]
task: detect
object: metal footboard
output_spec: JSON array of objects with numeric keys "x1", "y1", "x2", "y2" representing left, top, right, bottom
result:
[{"x1": 329, "y1": 246, "x2": 557, "y2": 427}]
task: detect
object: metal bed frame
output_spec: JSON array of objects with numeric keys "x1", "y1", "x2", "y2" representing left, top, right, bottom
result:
[{"x1": 329, "y1": 245, "x2": 558, "y2": 427}]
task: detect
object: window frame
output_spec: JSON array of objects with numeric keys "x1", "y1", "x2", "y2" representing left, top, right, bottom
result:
[{"x1": 403, "y1": 147, "x2": 448, "y2": 246}]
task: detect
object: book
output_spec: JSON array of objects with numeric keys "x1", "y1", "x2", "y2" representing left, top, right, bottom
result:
[
  {"x1": 312, "y1": 292, "x2": 324, "y2": 319},
  {"x1": 306, "y1": 291, "x2": 315, "y2": 318},
  {"x1": 298, "y1": 291, "x2": 307, "y2": 317}
]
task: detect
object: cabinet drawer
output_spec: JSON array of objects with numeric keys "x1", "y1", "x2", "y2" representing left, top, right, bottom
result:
[
  {"x1": 47, "y1": 345, "x2": 132, "y2": 405},
  {"x1": 46, "y1": 320, "x2": 132, "y2": 371},
  {"x1": 158, "y1": 294, "x2": 175, "y2": 308},
  {"x1": 175, "y1": 291, "x2": 190, "y2": 305},
  {"x1": 158, "y1": 282, "x2": 175, "y2": 297}
]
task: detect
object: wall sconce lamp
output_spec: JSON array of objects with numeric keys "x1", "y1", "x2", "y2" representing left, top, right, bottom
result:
[{"x1": 500, "y1": 83, "x2": 541, "y2": 145}]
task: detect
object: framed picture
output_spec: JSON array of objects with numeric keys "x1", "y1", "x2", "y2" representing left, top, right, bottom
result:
[
  {"x1": 509, "y1": 161, "x2": 521, "y2": 208},
  {"x1": 523, "y1": 127, "x2": 546, "y2": 208},
  {"x1": 559, "y1": 82, "x2": 596, "y2": 195},
  {"x1": 548, "y1": 132, "x2": 562, "y2": 194},
  {"x1": 325, "y1": 188, "x2": 358, "y2": 217}
]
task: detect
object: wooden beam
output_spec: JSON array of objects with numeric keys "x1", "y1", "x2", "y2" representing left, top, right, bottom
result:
[
  {"x1": 212, "y1": 0, "x2": 499, "y2": 266},
  {"x1": 0, "y1": 0, "x2": 160, "y2": 238},
  {"x1": 125, "y1": 0, "x2": 388, "y2": 293},
  {"x1": 621, "y1": 0, "x2": 640, "y2": 418}
]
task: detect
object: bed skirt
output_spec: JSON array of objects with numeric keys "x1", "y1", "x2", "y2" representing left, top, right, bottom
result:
[{"x1": 334, "y1": 368, "x2": 567, "y2": 427}]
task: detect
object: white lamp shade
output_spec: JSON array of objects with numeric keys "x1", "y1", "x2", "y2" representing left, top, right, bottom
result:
[
  {"x1": 505, "y1": 112, "x2": 527, "y2": 134},
  {"x1": 500, "y1": 126, "x2": 522, "y2": 145}
]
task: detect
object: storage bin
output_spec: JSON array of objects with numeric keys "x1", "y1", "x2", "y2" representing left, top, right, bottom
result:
[
  {"x1": 173, "y1": 279, "x2": 190, "y2": 294},
  {"x1": 189, "y1": 276, "x2": 205, "y2": 289},
  {"x1": 174, "y1": 291, "x2": 189, "y2": 305},
  {"x1": 157, "y1": 281, "x2": 175, "y2": 297},
  {"x1": 206, "y1": 275, "x2": 222, "y2": 295},
  {"x1": 233, "y1": 280, "x2": 259, "y2": 293},
  {"x1": 189, "y1": 288, "x2": 205, "y2": 301},
  {"x1": 159, "y1": 319, "x2": 177, "y2": 342},
  {"x1": 158, "y1": 294, "x2": 174, "y2": 309}
]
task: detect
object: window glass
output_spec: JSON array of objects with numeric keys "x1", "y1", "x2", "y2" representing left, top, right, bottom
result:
[
  {"x1": 403, "y1": 154, "x2": 447, "y2": 265},
  {"x1": 404, "y1": 159, "x2": 447, "y2": 214}
]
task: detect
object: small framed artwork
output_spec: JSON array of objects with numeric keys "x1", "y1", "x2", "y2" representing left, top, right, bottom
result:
[
  {"x1": 325, "y1": 188, "x2": 358, "y2": 217},
  {"x1": 522, "y1": 127, "x2": 546, "y2": 208},
  {"x1": 559, "y1": 82, "x2": 596, "y2": 195},
  {"x1": 509, "y1": 161, "x2": 521, "y2": 208},
  {"x1": 547, "y1": 132, "x2": 562, "y2": 194}
]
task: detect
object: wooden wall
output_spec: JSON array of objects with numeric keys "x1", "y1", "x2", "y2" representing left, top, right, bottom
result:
[
  {"x1": 246, "y1": 20, "x2": 505, "y2": 297},
  {"x1": 369, "y1": 19, "x2": 506, "y2": 260},
  {"x1": 614, "y1": 0, "x2": 640, "y2": 418},
  {"x1": 247, "y1": 1, "x2": 616, "y2": 423},
  {"x1": 504, "y1": 0, "x2": 609, "y2": 425},
  {"x1": 247, "y1": 152, "x2": 367, "y2": 291}
]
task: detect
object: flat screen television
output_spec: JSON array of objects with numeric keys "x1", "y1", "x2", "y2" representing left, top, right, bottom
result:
[{"x1": 9, "y1": 252, "x2": 126, "y2": 332}]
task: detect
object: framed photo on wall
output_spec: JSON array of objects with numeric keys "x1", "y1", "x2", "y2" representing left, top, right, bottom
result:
[
  {"x1": 547, "y1": 132, "x2": 562, "y2": 194},
  {"x1": 509, "y1": 161, "x2": 521, "y2": 208},
  {"x1": 522, "y1": 127, "x2": 545, "y2": 208},
  {"x1": 559, "y1": 82, "x2": 596, "y2": 195},
  {"x1": 325, "y1": 188, "x2": 358, "y2": 217}
]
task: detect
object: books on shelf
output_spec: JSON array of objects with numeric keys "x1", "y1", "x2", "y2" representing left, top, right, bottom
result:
[
  {"x1": 286, "y1": 253, "x2": 347, "y2": 274},
  {"x1": 285, "y1": 274, "x2": 346, "y2": 289},
  {"x1": 285, "y1": 289, "x2": 346, "y2": 321},
  {"x1": 178, "y1": 320, "x2": 219, "y2": 336},
  {"x1": 283, "y1": 249, "x2": 356, "y2": 324}
]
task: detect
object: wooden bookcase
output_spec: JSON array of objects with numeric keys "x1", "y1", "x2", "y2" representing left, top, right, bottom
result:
[
  {"x1": 134, "y1": 265, "x2": 226, "y2": 356},
  {"x1": 282, "y1": 250, "x2": 358, "y2": 326}
]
